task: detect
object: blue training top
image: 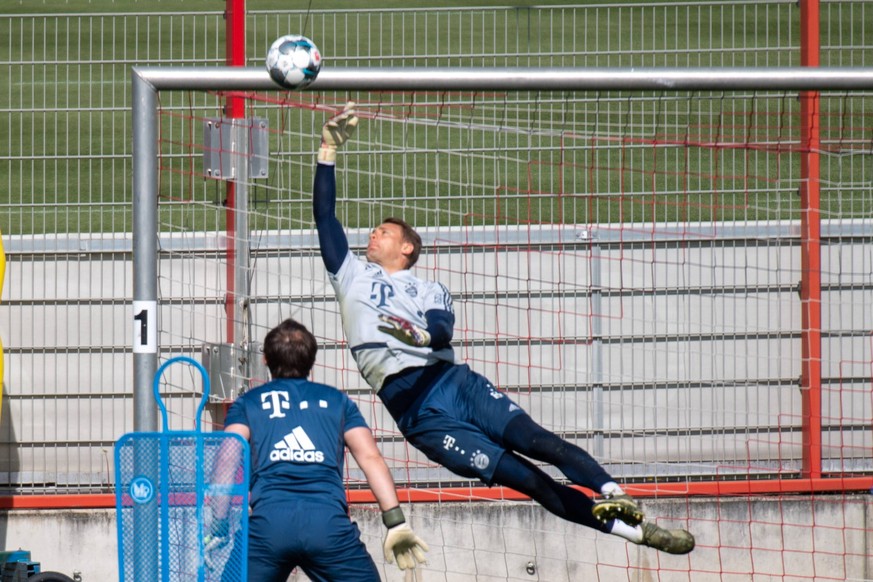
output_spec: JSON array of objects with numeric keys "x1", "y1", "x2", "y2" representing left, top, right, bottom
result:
[{"x1": 224, "y1": 377, "x2": 368, "y2": 512}]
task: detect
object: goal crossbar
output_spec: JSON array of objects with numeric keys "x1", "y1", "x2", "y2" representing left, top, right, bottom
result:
[{"x1": 133, "y1": 65, "x2": 873, "y2": 92}]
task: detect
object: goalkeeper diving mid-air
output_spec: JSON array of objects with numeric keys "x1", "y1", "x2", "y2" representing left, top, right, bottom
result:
[{"x1": 310, "y1": 102, "x2": 695, "y2": 555}]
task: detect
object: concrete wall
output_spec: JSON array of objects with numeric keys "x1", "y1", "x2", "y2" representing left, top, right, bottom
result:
[{"x1": 2, "y1": 496, "x2": 871, "y2": 581}]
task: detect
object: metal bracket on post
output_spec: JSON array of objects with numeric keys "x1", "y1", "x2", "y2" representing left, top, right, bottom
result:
[
  {"x1": 202, "y1": 115, "x2": 268, "y2": 401},
  {"x1": 201, "y1": 342, "x2": 270, "y2": 402},
  {"x1": 203, "y1": 117, "x2": 269, "y2": 180}
]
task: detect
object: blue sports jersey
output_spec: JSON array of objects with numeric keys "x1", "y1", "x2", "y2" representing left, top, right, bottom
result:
[{"x1": 224, "y1": 378, "x2": 368, "y2": 511}]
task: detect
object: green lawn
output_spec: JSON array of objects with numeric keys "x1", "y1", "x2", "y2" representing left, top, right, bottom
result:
[{"x1": 1, "y1": 2, "x2": 871, "y2": 236}]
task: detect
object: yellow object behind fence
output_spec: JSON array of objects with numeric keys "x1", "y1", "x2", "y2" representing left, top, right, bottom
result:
[{"x1": 0, "y1": 228, "x2": 5, "y2": 418}]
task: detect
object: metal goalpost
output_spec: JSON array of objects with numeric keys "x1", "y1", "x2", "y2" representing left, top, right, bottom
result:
[{"x1": 131, "y1": 64, "x2": 873, "y2": 481}]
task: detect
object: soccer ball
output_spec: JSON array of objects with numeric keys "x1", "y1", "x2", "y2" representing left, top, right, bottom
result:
[{"x1": 266, "y1": 34, "x2": 322, "y2": 90}]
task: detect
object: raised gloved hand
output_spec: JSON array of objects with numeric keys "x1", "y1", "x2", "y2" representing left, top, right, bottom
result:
[
  {"x1": 318, "y1": 101, "x2": 358, "y2": 164},
  {"x1": 382, "y1": 507, "x2": 428, "y2": 571},
  {"x1": 203, "y1": 516, "x2": 230, "y2": 569},
  {"x1": 378, "y1": 314, "x2": 431, "y2": 347}
]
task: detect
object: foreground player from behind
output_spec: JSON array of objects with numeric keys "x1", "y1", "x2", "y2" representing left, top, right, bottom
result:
[
  {"x1": 312, "y1": 103, "x2": 695, "y2": 555},
  {"x1": 211, "y1": 318, "x2": 428, "y2": 581}
]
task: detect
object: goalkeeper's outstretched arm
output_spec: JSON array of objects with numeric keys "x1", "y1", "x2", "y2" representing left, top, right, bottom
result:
[
  {"x1": 313, "y1": 103, "x2": 358, "y2": 275},
  {"x1": 312, "y1": 164, "x2": 348, "y2": 274}
]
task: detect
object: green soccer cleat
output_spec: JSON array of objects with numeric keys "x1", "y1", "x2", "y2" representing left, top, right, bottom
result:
[
  {"x1": 591, "y1": 493, "x2": 645, "y2": 527},
  {"x1": 641, "y1": 521, "x2": 696, "y2": 554}
]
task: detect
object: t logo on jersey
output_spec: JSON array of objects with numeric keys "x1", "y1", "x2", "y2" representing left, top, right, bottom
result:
[
  {"x1": 370, "y1": 281, "x2": 394, "y2": 307},
  {"x1": 261, "y1": 390, "x2": 290, "y2": 419}
]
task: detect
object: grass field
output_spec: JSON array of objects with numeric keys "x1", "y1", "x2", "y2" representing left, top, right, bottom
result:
[
  {"x1": 1, "y1": 1, "x2": 870, "y2": 236},
  {"x1": 4, "y1": 1, "x2": 601, "y2": 14}
]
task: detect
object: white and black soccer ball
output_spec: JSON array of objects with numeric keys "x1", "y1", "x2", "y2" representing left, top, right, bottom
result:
[{"x1": 266, "y1": 34, "x2": 322, "y2": 89}]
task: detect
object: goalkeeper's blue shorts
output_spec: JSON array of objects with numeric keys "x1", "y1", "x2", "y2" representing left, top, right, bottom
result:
[
  {"x1": 247, "y1": 497, "x2": 379, "y2": 582},
  {"x1": 395, "y1": 363, "x2": 527, "y2": 485}
]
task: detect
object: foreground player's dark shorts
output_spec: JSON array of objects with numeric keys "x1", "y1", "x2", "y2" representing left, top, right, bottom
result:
[{"x1": 246, "y1": 497, "x2": 379, "y2": 582}]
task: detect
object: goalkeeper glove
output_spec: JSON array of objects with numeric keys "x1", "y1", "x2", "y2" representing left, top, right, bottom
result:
[
  {"x1": 382, "y1": 507, "x2": 428, "y2": 571},
  {"x1": 203, "y1": 517, "x2": 230, "y2": 569},
  {"x1": 378, "y1": 314, "x2": 431, "y2": 347},
  {"x1": 318, "y1": 101, "x2": 358, "y2": 164}
]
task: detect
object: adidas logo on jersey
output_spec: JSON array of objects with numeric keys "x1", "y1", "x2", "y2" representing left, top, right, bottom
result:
[{"x1": 270, "y1": 426, "x2": 325, "y2": 463}]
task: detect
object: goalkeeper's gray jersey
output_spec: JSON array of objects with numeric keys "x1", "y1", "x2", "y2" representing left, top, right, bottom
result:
[{"x1": 329, "y1": 250, "x2": 455, "y2": 391}]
